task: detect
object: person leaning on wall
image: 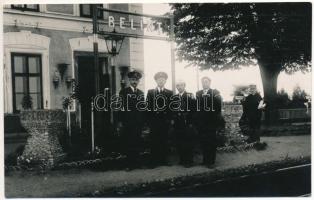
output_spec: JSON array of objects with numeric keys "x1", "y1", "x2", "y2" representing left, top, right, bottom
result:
[{"x1": 240, "y1": 84, "x2": 266, "y2": 143}]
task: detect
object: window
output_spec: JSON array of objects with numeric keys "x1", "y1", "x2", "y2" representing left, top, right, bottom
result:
[
  {"x1": 80, "y1": 4, "x2": 103, "y2": 19},
  {"x1": 11, "y1": 53, "x2": 43, "y2": 112},
  {"x1": 46, "y1": 4, "x2": 74, "y2": 15},
  {"x1": 11, "y1": 4, "x2": 39, "y2": 12}
]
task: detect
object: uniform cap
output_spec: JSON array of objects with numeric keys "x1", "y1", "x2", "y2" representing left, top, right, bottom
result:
[
  {"x1": 154, "y1": 72, "x2": 168, "y2": 80},
  {"x1": 127, "y1": 70, "x2": 142, "y2": 79},
  {"x1": 201, "y1": 76, "x2": 211, "y2": 82}
]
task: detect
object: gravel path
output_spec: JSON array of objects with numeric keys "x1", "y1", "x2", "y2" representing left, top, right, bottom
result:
[{"x1": 5, "y1": 135, "x2": 310, "y2": 198}]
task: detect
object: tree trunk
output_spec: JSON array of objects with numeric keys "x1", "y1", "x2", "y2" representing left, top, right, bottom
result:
[{"x1": 258, "y1": 61, "x2": 281, "y2": 124}]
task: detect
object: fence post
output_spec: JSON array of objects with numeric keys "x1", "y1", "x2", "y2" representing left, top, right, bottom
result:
[
  {"x1": 91, "y1": 98, "x2": 95, "y2": 153},
  {"x1": 68, "y1": 105, "x2": 71, "y2": 147}
]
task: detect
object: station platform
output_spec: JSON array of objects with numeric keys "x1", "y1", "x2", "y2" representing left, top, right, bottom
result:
[{"x1": 5, "y1": 135, "x2": 311, "y2": 197}]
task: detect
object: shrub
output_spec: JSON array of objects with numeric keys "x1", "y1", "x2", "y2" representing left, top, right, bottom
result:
[
  {"x1": 290, "y1": 85, "x2": 308, "y2": 108},
  {"x1": 5, "y1": 145, "x2": 25, "y2": 166}
]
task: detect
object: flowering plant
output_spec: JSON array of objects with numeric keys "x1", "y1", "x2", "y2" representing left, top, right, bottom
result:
[{"x1": 17, "y1": 155, "x2": 45, "y2": 169}]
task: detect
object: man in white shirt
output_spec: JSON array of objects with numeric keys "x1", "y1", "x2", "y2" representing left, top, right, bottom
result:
[{"x1": 172, "y1": 80, "x2": 196, "y2": 167}]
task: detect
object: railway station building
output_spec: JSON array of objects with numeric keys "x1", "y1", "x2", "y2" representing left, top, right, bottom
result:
[{"x1": 3, "y1": 4, "x2": 146, "y2": 153}]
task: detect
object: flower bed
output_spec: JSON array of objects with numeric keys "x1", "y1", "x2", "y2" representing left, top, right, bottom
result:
[
  {"x1": 54, "y1": 142, "x2": 267, "y2": 171},
  {"x1": 5, "y1": 141, "x2": 267, "y2": 172}
]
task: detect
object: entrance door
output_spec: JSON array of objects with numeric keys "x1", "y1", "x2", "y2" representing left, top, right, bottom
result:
[
  {"x1": 77, "y1": 56, "x2": 111, "y2": 138},
  {"x1": 77, "y1": 56, "x2": 95, "y2": 134}
]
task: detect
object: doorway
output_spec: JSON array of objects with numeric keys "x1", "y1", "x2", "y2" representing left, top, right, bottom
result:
[{"x1": 76, "y1": 55, "x2": 112, "y2": 141}]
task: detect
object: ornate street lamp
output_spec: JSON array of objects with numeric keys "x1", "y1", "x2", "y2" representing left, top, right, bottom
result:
[
  {"x1": 103, "y1": 29, "x2": 125, "y2": 56},
  {"x1": 102, "y1": 30, "x2": 125, "y2": 127}
]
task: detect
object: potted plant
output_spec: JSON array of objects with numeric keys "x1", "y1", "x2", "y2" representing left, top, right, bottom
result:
[
  {"x1": 62, "y1": 79, "x2": 81, "y2": 148},
  {"x1": 21, "y1": 94, "x2": 33, "y2": 110}
]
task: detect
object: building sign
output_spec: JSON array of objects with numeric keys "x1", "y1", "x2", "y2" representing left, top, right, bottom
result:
[
  {"x1": 4, "y1": 11, "x2": 169, "y2": 38},
  {"x1": 98, "y1": 15, "x2": 169, "y2": 39},
  {"x1": 104, "y1": 16, "x2": 162, "y2": 32}
]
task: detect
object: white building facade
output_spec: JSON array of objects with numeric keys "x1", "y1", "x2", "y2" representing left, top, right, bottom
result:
[{"x1": 3, "y1": 4, "x2": 145, "y2": 135}]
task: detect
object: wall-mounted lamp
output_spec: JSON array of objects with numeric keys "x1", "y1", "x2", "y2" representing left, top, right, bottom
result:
[
  {"x1": 53, "y1": 71, "x2": 60, "y2": 89},
  {"x1": 66, "y1": 76, "x2": 74, "y2": 89},
  {"x1": 57, "y1": 63, "x2": 70, "y2": 80}
]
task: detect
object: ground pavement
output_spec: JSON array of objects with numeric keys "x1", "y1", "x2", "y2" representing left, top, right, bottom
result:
[{"x1": 5, "y1": 135, "x2": 311, "y2": 198}]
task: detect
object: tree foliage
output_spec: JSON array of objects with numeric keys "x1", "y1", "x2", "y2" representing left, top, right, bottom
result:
[
  {"x1": 171, "y1": 3, "x2": 311, "y2": 73},
  {"x1": 290, "y1": 85, "x2": 309, "y2": 108},
  {"x1": 275, "y1": 88, "x2": 290, "y2": 108},
  {"x1": 274, "y1": 87, "x2": 310, "y2": 109}
]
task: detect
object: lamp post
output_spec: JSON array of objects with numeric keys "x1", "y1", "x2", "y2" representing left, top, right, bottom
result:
[
  {"x1": 102, "y1": 31, "x2": 125, "y2": 124},
  {"x1": 93, "y1": 5, "x2": 99, "y2": 96},
  {"x1": 91, "y1": 5, "x2": 99, "y2": 153},
  {"x1": 102, "y1": 29, "x2": 125, "y2": 94},
  {"x1": 92, "y1": 5, "x2": 125, "y2": 153}
]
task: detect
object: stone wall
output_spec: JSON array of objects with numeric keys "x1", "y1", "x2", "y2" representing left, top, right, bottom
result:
[
  {"x1": 222, "y1": 104, "x2": 243, "y2": 131},
  {"x1": 220, "y1": 104, "x2": 246, "y2": 145},
  {"x1": 221, "y1": 104, "x2": 311, "y2": 138}
]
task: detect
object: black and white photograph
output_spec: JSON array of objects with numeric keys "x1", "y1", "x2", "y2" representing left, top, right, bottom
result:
[{"x1": 1, "y1": 1, "x2": 312, "y2": 198}]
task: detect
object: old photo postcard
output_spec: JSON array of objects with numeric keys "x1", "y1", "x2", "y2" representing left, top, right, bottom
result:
[{"x1": 2, "y1": 0, "x2": 312, "y2": 198}]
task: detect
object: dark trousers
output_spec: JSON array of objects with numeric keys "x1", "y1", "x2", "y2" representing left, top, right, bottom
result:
[
  {"x1": 198, "y1": 128, "x2": 217, "y2": 164},
  {"x1": 175, "y1": 126, "x2": 194, "y2": 164},
  {"x1": 122, "y1": 124, "x2": 142, "y2": 165},
  {"x1": 150, "y1": 116, "x2": 169, "y2": 164},
  {"x1": 247, "y1": 119, "x2": 261, "y2": 143},
  {"x1": 248, "y1": 126, "x2": 261, "y2": 143}
]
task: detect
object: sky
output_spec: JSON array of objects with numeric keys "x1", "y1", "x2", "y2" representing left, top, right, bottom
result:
[{"x1": 143, "y1": 3, "x2": 311, "y2": 101}]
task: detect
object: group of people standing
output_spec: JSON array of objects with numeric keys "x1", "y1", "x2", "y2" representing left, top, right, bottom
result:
[{"x1": 118, "y1": 70, "x2": 265, "y2": 170}]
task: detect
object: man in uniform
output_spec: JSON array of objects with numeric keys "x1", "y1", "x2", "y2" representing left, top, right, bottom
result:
[
  {"x1": 118, "y1": 70, "x2": 145, "y2": 170},
  {"x1": 146, "y1": 72, "x2": 173, "y2": 166},
  {"x1": 172, "y1": 80, "x2": 196, "y2": 167},
  {"x1": 195, "y1": 77, "x2": 222, "y2": 167}
]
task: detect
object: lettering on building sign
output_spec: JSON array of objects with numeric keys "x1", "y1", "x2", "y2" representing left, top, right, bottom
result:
[
  {"x1": 100, "y1": 16, "x2": 165, "y2": 35},
  {"x1": 11, "y1": 16, "x2": 166, "y2": 35}
]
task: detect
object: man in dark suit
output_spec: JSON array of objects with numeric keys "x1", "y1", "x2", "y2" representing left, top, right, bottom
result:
[
  {"x1": 146, "y1": 72, "x2": 173, "y2": 166},
  {"x1": 118, "y1": 70, "x2": 145, "y2": 169},
  {"x1": 172, "y1": 80, "x2": 196, "y2": 167},
  {"x1": 195, "y1": 77, "x2": 222, "y2": 167}
]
